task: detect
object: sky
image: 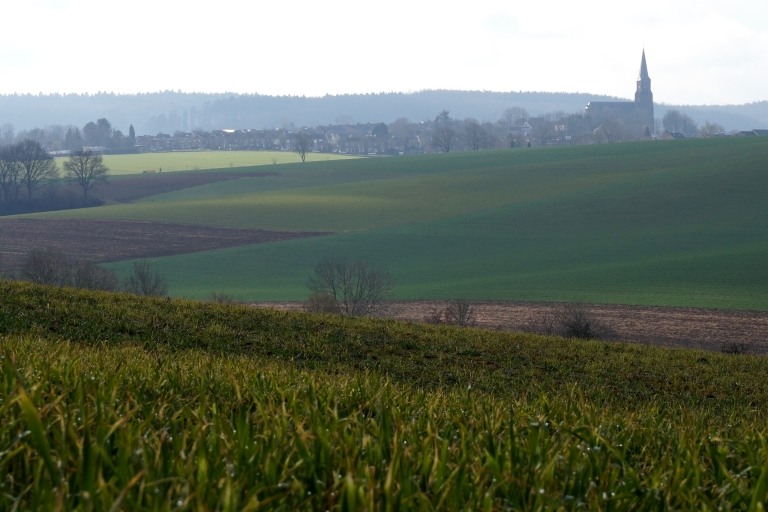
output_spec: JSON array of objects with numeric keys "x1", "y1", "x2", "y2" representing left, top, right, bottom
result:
[{"x1": 2, "y1": 0, "x2": 767, "y2": 105}]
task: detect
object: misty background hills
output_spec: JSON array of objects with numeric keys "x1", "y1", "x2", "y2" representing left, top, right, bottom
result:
[{"x1": 2, "y1": 90, "x2": 766, "y2": 135}]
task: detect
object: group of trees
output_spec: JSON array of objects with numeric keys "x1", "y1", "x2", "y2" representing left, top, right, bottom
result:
[
  {"x1": 1, "y1": 119, "x2": 136, "y2": 154},
  {"x1": 8, "y1": 248, "x2": 167, "y2": 296},
  {"x1": 0, "y1": 139, "x2": 108, "y2": 211},
  {"x1": 661, "y1": 109, "x2": 724, "y2": 138},
  {"x1": 64, "y1": 118, "x2": 137, "y2": 152},
  {"x1": 0, "y1": 140, "x2": 58, "y2": 203}
]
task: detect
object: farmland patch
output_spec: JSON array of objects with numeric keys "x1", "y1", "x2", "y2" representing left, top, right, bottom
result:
[
  {"x1": 95, "y1": 170, "x2": 277, "y2": 203},
  {"x1": 0, "y1": 218, "x2": 326, "y2": 272}
]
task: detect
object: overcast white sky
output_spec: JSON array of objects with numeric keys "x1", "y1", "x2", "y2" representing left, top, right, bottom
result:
[{"x1": 2, "y1": 0, "x2": 766, "y2": 105}]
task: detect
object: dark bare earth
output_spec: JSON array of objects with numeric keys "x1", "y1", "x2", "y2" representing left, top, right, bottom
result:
[
  {"x1": 0, "y1": 218, "x2": 326, "y2": 271},
  {"x1": 96, "y1": 171, "x2": 278, "y2": 204}
]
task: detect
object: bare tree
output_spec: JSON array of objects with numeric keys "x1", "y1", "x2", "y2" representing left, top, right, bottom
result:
[
  {"x1": 463, "y1": 119, "x2": 487, "y2": 150},
  {"x1": 445, "y1": 299, "x2": 477, "y2": 327},
  {"x1": 500, "y1": 107, "x2": 529, "y2": 130},
  {"x1": 14, "y1": 139, "x2": 58, "y2": 199},
  {"x1": 432, "y1": 110, "x2": 457, "y2": 153},
  {"x1": 662, "y1": 109, "x2": 697, "y2": 136},
  {"x1": 64, "y1": 149, "x2": 109, "y2": 203},
  {"x1": 123, "y1": 260, "x2": 168, "y2": 296},
  {"x1": 594, "y1": 117, "x2": 626, "y2": 143},
  {"x1": 308, "y1": 257, "x2": 392, "y2": 316},
  {"x1": 19, "y1": 248, "x2": 72, "y2": 286},
  {"x1": 699, "y1": 121, "x2": 724, "y2": 138},
  {"x1": 294, "y1": 131, "x2": 313, "y2": 162},
  {"x1": 0, "y1": 144, "x2": 22, "y2": 203},
  {"x1": 72, "y1": 259, "x2": 119, "y2": 291},
  {"x1": 16, "y1": 248, "x2": 118, "y2": 290}
]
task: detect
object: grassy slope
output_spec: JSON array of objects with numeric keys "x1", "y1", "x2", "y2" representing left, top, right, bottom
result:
[
  {"x1": 2, "y1": 281, "x2": 768, "y2": 509},
  {"x1": 36, "y1": 138, "x2": 768, "y2": 308}
]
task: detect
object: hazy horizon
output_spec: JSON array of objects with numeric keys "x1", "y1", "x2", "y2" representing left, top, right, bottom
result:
[{"x1": 3, "y1": 1, "x2": 766, "y2": 106}]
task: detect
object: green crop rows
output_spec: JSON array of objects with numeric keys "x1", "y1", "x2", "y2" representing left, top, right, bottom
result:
[{"x1": 2, "y1": 280, "x2": 768, "y2": 509}]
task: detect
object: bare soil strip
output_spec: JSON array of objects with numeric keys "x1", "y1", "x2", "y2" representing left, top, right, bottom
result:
[
  {"x1": 95, "y1": 171, "x2": 277, "y2": 203},
  {"x1": 256, "y1": 300, "x2": 768, "y2": 355},
  {"x1": 0, "y1": 218, "x2": 325, "y2": 271}
]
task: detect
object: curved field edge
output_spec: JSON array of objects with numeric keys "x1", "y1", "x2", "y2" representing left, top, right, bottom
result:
[
  {"x1": 23, "y1": 138, "x2": 768, "y2": 309},
  {"x1": 2, "y1": 281, "x2": 768, "y2": 509}
]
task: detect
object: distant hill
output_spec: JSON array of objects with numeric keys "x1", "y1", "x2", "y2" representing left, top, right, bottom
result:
[{"x1": 1, "y1": 90, "x2": 766, "y2": 135}]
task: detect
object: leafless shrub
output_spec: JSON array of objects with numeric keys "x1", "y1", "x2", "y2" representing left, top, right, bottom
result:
[
  {"x1": 303, "y1": 291, "x2": 340, "y2": 314},
  {"x1": 71, "y1": 259, "x2": 119, "y2": 291},
  {"x1": 721, "y1": 341, "x2": 750, "y2": 355},
  {"x1": 529, "y1": 303, "x2": 611, "y2": 340},
  {"x1": 123, "y1": 260, "x2": 168, "y2": 297},
  {"x1": 424, "y1": 307, "x2": 446, "y2": 324},
  {"x1": 208, "y1": 291, "x2": 239, "y2": 304},
  {"x1": 307, "y1": 257, "x2": 392, "y2": 317},
  {"x1": 423, "y1": 300, "x2": 477, "y2": 327},
  {"x1": 444, "y1": 300, "x2": 477, "y2": 327},
  {"x1": 16, "y1": 248, "x2": 118, "y2": 291},
  {"x1": 19, "y1": 248, "x2": 73, "y2": 286}
]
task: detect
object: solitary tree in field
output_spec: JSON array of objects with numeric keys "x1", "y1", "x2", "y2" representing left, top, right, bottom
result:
[
  {"x1": 294, "y1": 131, "x2": 313, "y2": 163},
  {"x1": 64, "y1": 149, "x2": 109, "y2": 203},
  {"x1": 308, "y1": 257, "x2": 392, "y2": 316}
]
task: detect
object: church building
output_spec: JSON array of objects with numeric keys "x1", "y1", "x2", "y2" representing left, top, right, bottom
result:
[{"x1": 585, "y1": 50, "x2": 655, "y2": 139}]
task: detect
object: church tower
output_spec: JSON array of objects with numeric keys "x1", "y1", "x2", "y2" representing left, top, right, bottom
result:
[
  {"x1": 634, "y1": 50, "x2": 654, "y2": 136},
  {"x1": 634, "y1": 50, "x2": 653, "y2": 106}
]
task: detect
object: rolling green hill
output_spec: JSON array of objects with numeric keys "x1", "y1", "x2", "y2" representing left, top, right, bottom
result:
[
  {"x1": 31, "y1": 138, "x2": 768, "y2": 308},
  {"x1": 2, "y1": 281, "x2": 768, "y2": 509}
]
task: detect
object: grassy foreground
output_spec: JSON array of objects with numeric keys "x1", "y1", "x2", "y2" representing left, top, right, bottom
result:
[{"x1": 2, "y1": 280, "x2": 768, "y2": 510}]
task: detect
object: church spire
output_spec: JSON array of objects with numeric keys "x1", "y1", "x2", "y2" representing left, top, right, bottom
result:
[
  {"x1": 635, "y1": 49, "x2": 653, "y2": 106},
  {"x1": 638, "y1": 49, "x2": 650, "y2": 82}
]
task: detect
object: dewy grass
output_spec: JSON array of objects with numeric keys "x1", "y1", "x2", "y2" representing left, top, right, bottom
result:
[{"x1": 2, "y1": 281, "x2": 768, "y2": 509}]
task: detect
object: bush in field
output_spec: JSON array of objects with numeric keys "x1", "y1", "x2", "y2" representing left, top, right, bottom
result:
[
  {"x1": 123, "y1": 260, "x2": 168, "y2": 296},
  {"x1": 307, "y1": 257, "x2": 391, "y2": 316},
  {"x1": 207, "y1": 291, "x2": 239, "y2": 304},
  {"x1": 721, "y1": 341, "x2": 750, "y2": 355},
  {"x1": 71, "y1": 259, "x2": 119, "y2": 291},
  {"x1": 531, "y1": 303, "x2": 611, "y2": 340},
  {"x1": 445, "y1": 299, "x2": 477, "y2": 327},
  {"x1": 19, "y1": 248, "x2": 72, "y2": 286},
  {"x1": 303, "y1": 291, "x2": 340, "y2": 314},
  {"x1": 18, "y1": 248, "x2": 118, "y2": 291},
  {"x1": 424, "y1": 300, "x2": 477, "y2": 327}
]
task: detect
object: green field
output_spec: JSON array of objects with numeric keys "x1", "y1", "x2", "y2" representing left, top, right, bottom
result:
[
  {"x1": 2, "y1": 281, "x2": 768, "y2": 509},
  {"x1": 55, "y1": 150, "x2": 358, "y2": 175},
  {"x1": 35, "y1": 138, "x2": 768, "y2": 309}
]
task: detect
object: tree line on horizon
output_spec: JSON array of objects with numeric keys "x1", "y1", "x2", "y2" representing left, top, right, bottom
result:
[
  {"x1": 0, "y1": 90, "x2": 764, "y2": 137},
  {"x1": 0, "y1": 107, "x2": 728, "y2": 166}
]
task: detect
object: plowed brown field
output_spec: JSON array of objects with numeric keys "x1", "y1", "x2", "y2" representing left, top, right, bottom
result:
[{"x1": 0, "y1": 218, "x2": 325, "y2": 271}]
